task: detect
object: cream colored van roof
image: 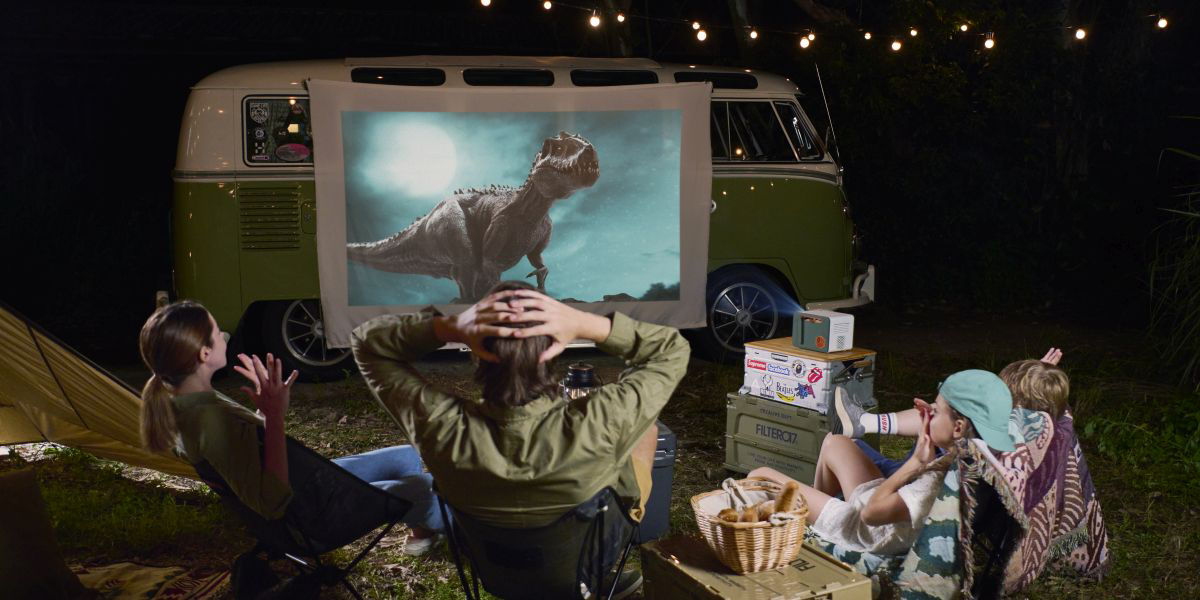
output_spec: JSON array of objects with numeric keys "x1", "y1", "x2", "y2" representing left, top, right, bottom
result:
[{"x1": 193, "y1": 56, "x2": 801, "y2": 94}]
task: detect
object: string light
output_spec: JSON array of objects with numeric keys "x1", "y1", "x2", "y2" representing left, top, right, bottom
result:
[
  {"x1": 1074, "y1": 27, "x2": 1087, "y2": 40},
  {"x1": 863, "y1": 31, "x2": 872, "y2": 40},
  {"x1": 749, "y1": 29, "x2": 758, "y2": 40},
  {"x1": 1157, "y1": 16, "x2": 1169, "y2": 29},
  {"x1": 910, "y1": 28, "x2": 919, "y2": 37},
  {"x1": 692, "y1": 21, "x2": 701, "y2": 30},
  {"x1": 959, "y1": 24, "x2": 969, "y2": 32},
  {"x1": 799, "y1": 36, "x2": 810, "y2": 48},
  {"x1": 589, "y1": 11, "x2": 600, "y2": 27},
  {"x1": 697, "y1": 29, "x2": 707, "y2": 41},
  {"x1": 480, "y1": 0, "x2": 490, "y2": 6},
  {"x1": 616, "y1": 12, "x2": 625, "y2": 23},
  {"x1": 984, "y1": 34, "x2": 995, "y2": 49},
  {"x1": 542, "y1": 1, "x2": 550, "y2": 9},
  {"x1": 890, "y1": 40, "x2": 902, "y2": 51}
]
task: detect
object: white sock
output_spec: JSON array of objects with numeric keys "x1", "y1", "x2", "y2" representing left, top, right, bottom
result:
[{"x1": 860, "y1": 412, "x2": 897, "y2": 435}]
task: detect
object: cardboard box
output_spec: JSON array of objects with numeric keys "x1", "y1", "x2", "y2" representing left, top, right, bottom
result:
[
  {"x1": 642, "y1": 535, "x2": 871, "y2": 600},
  {"x1": 742, "y1": 338, "x2": 876, "y2": 413},
  {"x1": 725, "y1": 393, "x2": 828, "y2": 462},
  {"x1": 792, "y1": 309, "x2": 854, "y2": 352}
]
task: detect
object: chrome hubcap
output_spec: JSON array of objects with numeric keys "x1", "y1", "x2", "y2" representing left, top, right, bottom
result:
[
  {"x1": 281, "y1": 300, "x2": 351, "y2": 367},
  {"x1": 709, "y1": 282, "x2": 779, "y2": 353}
]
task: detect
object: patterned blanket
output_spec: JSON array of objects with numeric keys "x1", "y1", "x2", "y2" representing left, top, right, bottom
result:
[{"x1": 807, "y1": 409, "x2": 1109, "y2": 598}]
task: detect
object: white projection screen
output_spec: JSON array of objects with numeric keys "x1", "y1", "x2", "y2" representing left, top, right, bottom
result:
[{"x1": 308, "y1": 79, "x2": 712, "y2": 347}]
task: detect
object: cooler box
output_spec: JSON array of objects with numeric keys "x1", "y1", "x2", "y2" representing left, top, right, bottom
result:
[
  {"x1": 636, "y1": 420, "x2": 677, "y2": 543},
  {"x1": 741, "y1": 338, "x2": 876, "y2": 414},
  {"x1": 642, "y1": 535, "x2": 871, "y2": 599}
]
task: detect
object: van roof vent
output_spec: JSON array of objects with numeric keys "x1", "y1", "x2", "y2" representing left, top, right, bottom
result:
[
  {"x1": 673, "y1": 72, "x2": 758, "y2": 89},
  {"x1": 570, "y1": 69, "x2": 659, "y2": 86},
  {"x1": 463, "y1": 69, "x2": 554, "y2": 86}
]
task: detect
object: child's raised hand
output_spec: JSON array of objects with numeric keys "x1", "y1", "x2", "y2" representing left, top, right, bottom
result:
[{"x1": 1040, "y1": 347, "x2": 1063, "y2": 365}]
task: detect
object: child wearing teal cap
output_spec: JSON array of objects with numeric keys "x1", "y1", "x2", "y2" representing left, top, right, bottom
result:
[{"x1": 749, "y1": 368, "x2": 1014, "y2": 555}]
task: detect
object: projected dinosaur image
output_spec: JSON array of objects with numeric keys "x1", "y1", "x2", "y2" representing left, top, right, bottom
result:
[{"x1": 347, "y1": 131, "x2": 599, "y2": 302}]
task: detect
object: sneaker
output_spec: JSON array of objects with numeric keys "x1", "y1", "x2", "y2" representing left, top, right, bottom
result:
[
  {"x1": 584, "y1": 566, "x2": 643, "y2": 600},
  {"x1": 831, "y1": 386, "x2": 866, "y2": 439},
  {"x1": 402, "y1": 532, "x2": 443, "y2": 556}
]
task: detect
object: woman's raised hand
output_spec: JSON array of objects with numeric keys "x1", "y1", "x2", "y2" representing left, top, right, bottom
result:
[
  {"x1": 504, "y1": 289, "x2": 611, "y2": 363},
  {"x1": 234, "y1": 352, "x2": 298, "y2": 421},
  {"x1": 912, "y1": 406, "x2": 937, "y2": 464}
]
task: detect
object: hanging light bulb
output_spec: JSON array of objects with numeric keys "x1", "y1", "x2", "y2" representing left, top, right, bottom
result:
[
  {"x1": 480, "y1": 0, "x2": 491, "y2": 6},
  {"x1": 891, "y1": 40, "x2": 902, "y2": 51},
  {"x1": 799, "y1": 37, "x2": 811, "y2": 49},
  {"x1": 1074, "y1": 27, "x2": 1087, "y2": 40},
  {"x1": 749, "y1": 29, "x2": 759, "y2": 40},
  {"x1": 960, "y1": 24, "x2": 969, "y2": 32},
  {"x1": 589, "y1": 11, "x2": 600, "y2": 27},
  {"x1": 692, "y1": 21, "x2": 701, "y2": 30},
  {"x1": 807, "y1": 31, "x2": 816, "y2": 41},
  {"x1": 616, "y1": 12, "x2": 625, "y2": 22},
  {"x1": 984, "y1": 34, "x2": 995, "y2": 49},
  {"x1": 910, "y1": 28, "x2": 919, "y2": 37},
  {"x1": 1157, "y1": 16, "x2": 1169, "y2": 29},
  {"x1": 543, "y1": 1, "x2": 551, "y2": 9},
  {"x1": 697, "y1": 29, "x2": 707, "y2": 41},
  {"x1": 863, "y1": 31, "x2": 872, "y2": 40}
]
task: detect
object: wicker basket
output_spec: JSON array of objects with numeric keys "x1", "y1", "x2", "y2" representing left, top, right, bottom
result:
[{"x1": 690, "y1": 477, "x2": 809, "y2": 574}]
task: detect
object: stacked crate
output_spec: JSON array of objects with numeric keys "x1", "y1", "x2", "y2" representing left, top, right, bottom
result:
[{"x1": 724, "y1": 338, "x2": 877, "y2": 482}]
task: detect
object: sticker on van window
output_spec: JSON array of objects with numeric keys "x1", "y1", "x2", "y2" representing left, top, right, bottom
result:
[{"x1": 248, "y1": 102, "x2": 270, "y2": 124}]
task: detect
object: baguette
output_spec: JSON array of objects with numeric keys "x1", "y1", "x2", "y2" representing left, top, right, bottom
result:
[
  {"x1": 739, "y1": 506, "x2": 759, "y2": 522},
  {"x1": 755, "y1": 500, "x2": 777, "y2": 521},
  {"x1": 718, "y1": 508, "x2": 740, "y2": 523},
  {"x1": 775, "y1": 481, "x2": 800, "y2": 513}
]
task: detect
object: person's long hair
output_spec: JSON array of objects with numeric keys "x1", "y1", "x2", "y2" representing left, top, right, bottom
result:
[
  {"x1": 138, "y1": 301, "x2": 213, "y2": 452},
  {"x1": 474, "y1": 281, "x2": 558, "y2": 408}
]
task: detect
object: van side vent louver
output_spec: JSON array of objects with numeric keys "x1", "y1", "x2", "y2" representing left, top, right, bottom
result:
[{"x1": 239, "y1": 187, "x2": 301, "y2": 251}]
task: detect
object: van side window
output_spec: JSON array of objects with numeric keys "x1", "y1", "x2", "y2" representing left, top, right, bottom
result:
[
  {"x1": 710, "y1": 102, "x2": 730, "y2": 159},
  {"x1": 243, "y1": 97, "x2": 313, "y2": 166},
  {"x1": 724, "y1": 101, "x2": 797, "y2": 162},
  {"x1": 773, "y1": 102, "x2": 822, "y2": 160}
]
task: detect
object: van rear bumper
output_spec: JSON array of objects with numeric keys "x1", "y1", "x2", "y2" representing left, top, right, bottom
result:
[{"x1": 805, "y1": 265, "x2": 876, "y2": 310}]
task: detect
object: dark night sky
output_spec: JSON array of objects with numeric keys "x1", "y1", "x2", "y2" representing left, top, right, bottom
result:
[{"x1": 2, "y1": 0, "x2": 1198, "y2": 361}]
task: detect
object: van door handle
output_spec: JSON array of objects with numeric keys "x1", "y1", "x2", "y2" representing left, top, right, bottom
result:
[{"x1": 711, "y1": 199, "x2": 717, "y2": 213}]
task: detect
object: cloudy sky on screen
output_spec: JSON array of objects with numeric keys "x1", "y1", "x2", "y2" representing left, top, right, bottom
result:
[{"x1": 343, "y1": 109, "x2": 681, "y2": 306}]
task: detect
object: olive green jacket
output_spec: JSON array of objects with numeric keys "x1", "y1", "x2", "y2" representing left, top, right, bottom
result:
[
  {"x1": 172, "y1": 391, "x2": 293, "y2": 519},
  {"x1": 351, "y1": 312, "x2": 690, "y2": 527}
]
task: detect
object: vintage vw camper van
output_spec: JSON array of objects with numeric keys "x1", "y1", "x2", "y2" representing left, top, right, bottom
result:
[{"x1": 172, "y1": 56, "x2": 875, "y2": 379}]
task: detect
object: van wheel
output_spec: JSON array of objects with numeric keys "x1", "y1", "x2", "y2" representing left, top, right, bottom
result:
[
  {"x1": 693, "y1": 267, "x2": 788, "y2": 363},
  {"x1": 261, "y1": 300, "x2": 355, "y2": 382}
]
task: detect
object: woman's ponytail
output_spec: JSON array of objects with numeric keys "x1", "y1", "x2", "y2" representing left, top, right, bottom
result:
[{"x1": 141, "y1": 374, "x2": 179, "y2": 453}]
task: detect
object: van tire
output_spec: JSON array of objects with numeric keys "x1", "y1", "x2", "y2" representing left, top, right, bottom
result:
[
  {"x1": 260, "y1": 300, "x2": 356, "y2": 382},
  {"x1": 692, "y1": 266, "x2": 791, "y2": 363}
]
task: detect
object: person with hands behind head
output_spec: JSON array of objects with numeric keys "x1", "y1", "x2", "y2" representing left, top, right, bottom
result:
[
  {"x1": 351, "y1": 280, "x2": 690, "y2": 531},
  {"x1": 750, "y1": 370, "x2": 1014, "y2": 555},
  {"x1": 139, "y1": 301, "x2": 444, "y2": 555}
]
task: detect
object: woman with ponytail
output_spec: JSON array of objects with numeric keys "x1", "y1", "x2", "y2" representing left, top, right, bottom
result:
[{"x1": 139, "y1": 301, "x2": 443, "y2": 555}]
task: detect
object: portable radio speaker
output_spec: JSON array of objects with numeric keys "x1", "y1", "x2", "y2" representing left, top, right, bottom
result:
[{"x1": 792, "y1": 310, "x2": 854, "y2": 352}]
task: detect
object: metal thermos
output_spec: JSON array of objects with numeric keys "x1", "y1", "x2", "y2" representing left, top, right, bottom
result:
[{"x1": 560, "y1": 362, "x2": 602, "y2": 400}]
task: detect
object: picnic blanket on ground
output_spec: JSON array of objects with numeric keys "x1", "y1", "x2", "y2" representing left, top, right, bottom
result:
[
  {"x1": 73, "y1": 562, "x2": 229, "y2": 599},
  {"x1": 807, "y1": 409, "x2": 1109, "y2": 598}
]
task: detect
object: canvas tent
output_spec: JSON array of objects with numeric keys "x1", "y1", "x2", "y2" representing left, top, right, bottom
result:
[{"x1": 0, "y1": 302, "x2": 195, "y2": 478}]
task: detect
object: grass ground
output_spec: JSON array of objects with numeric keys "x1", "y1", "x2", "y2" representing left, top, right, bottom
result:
[{"x1": 3, "y1": 306, "x2": 1198, "y2": 598}]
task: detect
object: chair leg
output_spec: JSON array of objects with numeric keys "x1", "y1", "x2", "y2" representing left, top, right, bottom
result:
[
  {"x1": 605, "y1": 526, "x2": 639, "y2": 600},
  {"x1": 340, "y1": 577, "x2": 364, "y2": 600},
  {"x1": 344, "y1": 521, "x2": 397, "y2": 575},
  {"x1": 439, "y1": 497, "x2": 477, "y2": 600}
]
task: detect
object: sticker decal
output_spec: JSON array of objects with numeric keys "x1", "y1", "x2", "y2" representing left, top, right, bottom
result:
[
  {"x1": 747, "y1": 359, "x2": 767, "y2": 371},
  {"x1": 766, "y1": 363, "x2": 790, "y2": 376},
  {"x1": 797, "y1": 384, "x2": 815, "y2": 399},
  {"x1": 249, "y1": 102, "x2": 270, "y2": 125},
  {"x1": 807, "y1": 367, "x2": 824, "y2": 384},
  {"x1": 815, "y1": 335, "x2": 827, "y2": 349}
]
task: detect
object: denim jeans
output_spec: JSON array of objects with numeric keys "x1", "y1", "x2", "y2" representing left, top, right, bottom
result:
[{"x1": 332, "y1": 445, "x2": 443, "y2": 532}]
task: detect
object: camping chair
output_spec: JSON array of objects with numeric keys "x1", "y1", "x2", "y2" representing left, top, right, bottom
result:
[
  {"x1": 967, "y1": 481, "x2": 1020, "y2": 600},
  {"x1": 437, "y1": 486, "x2": 640, "y2": 600},
  {"x1": 192, "y1": 435, "x2": 411, "y2": 600}
]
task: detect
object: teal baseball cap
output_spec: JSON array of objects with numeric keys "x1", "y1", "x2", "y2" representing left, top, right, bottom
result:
[{"x1": 939, "y1": 369, "x2": 1015, "y2": 452}]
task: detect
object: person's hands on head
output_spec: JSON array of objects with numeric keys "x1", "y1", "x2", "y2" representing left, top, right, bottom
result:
[
  {"x1": 504, "y1": 289, "x2": 609, "y2": 363},
  {"x1": 234, "y1": 352, "x2": 298, "y2": 420},
  {"x1": 435, "y1": 291, "x2": 522, "y2": 362},
  {"x1": 1040, "y1": 347, "x2": 1063, "y2": 366}
]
